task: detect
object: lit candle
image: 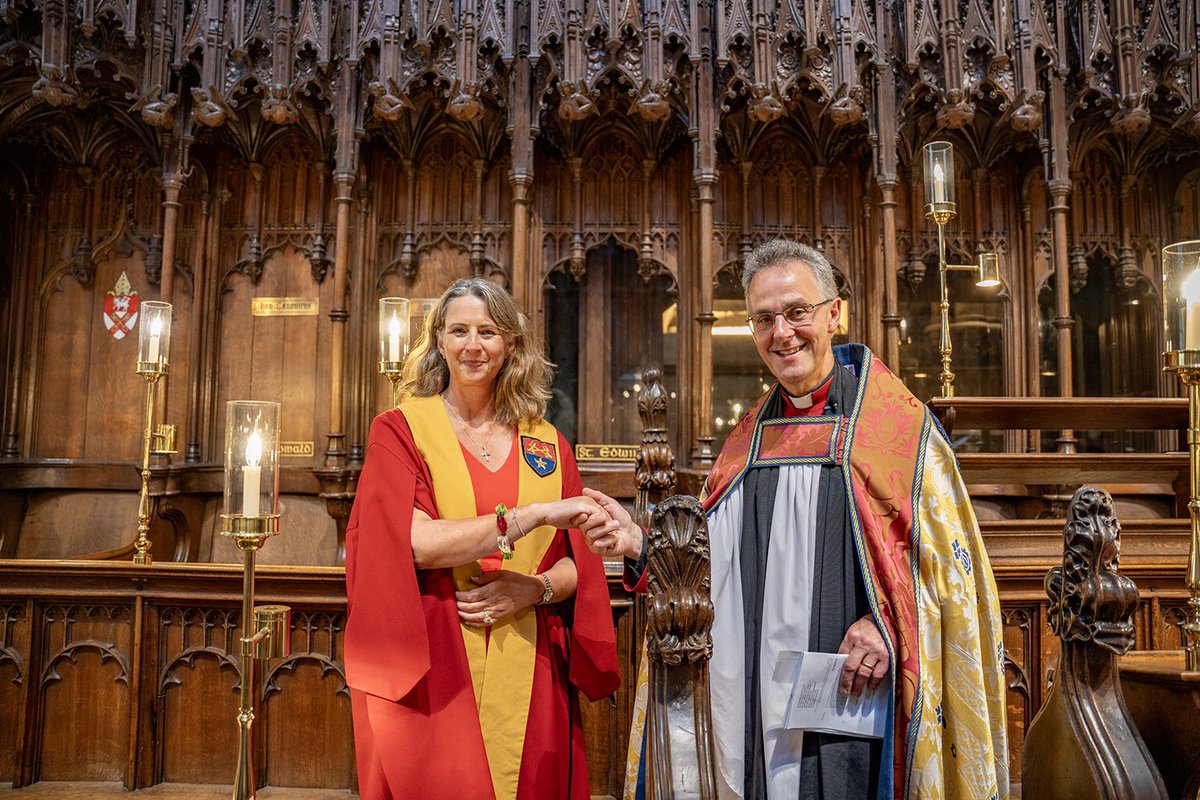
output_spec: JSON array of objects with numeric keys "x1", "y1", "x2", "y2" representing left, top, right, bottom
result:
[
  {"x1": 148, "y1": 317, "x2": 162, "y2": 364},
  {"x1": 1183, "y1": 269, "x2": 1200, "y2": 351},
  {"x1": 932, "y1": 162, "x2": 946, "y2": 204},
  {"x1": 388, "y1": 315, "x2": 402, "y2": 362},
  {"x1": 242, "y1": 431, "x2": 262, "y2": 518}
]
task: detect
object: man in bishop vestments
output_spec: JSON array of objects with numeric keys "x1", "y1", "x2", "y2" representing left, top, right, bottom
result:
[{"x1": 583, "y1": 239, "x2": 1009, "y2": 799}]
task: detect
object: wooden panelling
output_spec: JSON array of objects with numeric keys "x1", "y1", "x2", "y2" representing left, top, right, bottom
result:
[
  {"x1": 0, "y1": 602, "x2": 29, "y2": 782},
  {"x1": 0, "y1": 525, "x2": 1192, "y2": 794},
  {"x1": 0, "y1": 562, "x2": 640, "y2": 794},
  {"x1": 36, "y1": 605, "x2": 133, "y2": 782}
]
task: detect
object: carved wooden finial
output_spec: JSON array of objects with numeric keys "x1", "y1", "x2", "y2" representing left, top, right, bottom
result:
[
  {"x1": 1024, "y1": 486, "x2": 1166, "y2": 800},
  {"x1": 635, "y1": 367, "x2": 676, "y2": 527},
  {"x1": 643, "y1": 493, "x2": 718, "y2": 800},
  {"x1": 1045, "y1": 486, "x2": 1138, "y2": 654},
  {"x1": 645, "y1": 495, "x2": 712, "y2": 667}
]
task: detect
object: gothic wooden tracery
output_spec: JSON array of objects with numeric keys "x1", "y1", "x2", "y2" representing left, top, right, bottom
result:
[{"x1": 1, "y1": 0, "x2": 1199, "y2": 468}]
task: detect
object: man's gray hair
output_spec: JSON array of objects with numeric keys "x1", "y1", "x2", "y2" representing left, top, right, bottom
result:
[{"x1": 741, "y1": 239, "x2": 839, "y2": 301}]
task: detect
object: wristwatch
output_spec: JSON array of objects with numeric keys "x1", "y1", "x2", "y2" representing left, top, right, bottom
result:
[{"x1": 538, "y1": 573, "x2": 554, "y2": 605}]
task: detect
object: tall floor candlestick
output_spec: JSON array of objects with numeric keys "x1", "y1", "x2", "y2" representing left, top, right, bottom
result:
[
  {"x1": 133, "y1": 301, "x2": 175, "y2": 564},
  {"x1": 921, "y1": 141, "x2": 1001, "y2": 397},
  {"x1": 221, "y1": 400, "x2": 287, "y2": 799},
  {"x1": 1162, "y1": 240, "x2": 1200, "y2": 671}
]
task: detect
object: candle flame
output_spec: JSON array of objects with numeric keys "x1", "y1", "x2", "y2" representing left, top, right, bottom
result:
[
  {"x1": 1182, "y1": 269, "x2": 1200, "y2": 304},
  {"x1": 150, "y1": 316, "x2": 163, "y2": 336},
  {"x1": 389, "y1": 315, "x2": 402, "y2": 337},
  {"x1": 246, "y1": 431, "x2": 262, "y2": 467},
  {"x1": 933, "y1": 162, "x2": 944, "y2": 181}
]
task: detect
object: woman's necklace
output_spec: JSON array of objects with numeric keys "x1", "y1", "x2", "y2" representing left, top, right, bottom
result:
[{"x1": 444, "y1": 399, "x2": 496, "y2": 464}]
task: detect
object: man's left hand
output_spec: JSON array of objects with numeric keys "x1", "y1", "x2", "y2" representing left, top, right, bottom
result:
[{"x1": 837, "y1": 615, "x2": 889, "y2": 698}]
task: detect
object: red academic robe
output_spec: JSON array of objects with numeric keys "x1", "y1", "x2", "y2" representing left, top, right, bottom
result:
[{"x1": 344, "y1": 409, "x2": 620, "y2": 800}]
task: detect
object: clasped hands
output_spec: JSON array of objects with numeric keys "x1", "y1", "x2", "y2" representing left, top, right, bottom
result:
[{"x1": 457, "y1": 493, "x2": 637, "y2": 628}]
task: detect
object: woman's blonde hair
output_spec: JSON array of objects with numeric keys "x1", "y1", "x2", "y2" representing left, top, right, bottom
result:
[{"x1": 399, "y1": 278, "x2": 552, "y2": 426}]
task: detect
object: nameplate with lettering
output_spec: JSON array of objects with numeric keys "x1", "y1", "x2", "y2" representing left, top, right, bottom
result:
[
  {"x1": 279, "y1": 441, "x2": 315, "y2": 458},
  {"x1": 575, "y1": 444, "x2": 638, "y2": 462},
  {"x1": 252, "y1": 297, "x2": 319, "y2": 316}
]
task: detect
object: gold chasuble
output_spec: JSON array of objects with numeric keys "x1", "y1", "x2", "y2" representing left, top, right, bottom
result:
[{"x1": 402, "y1": 395, "x2": 561, "y2": 800}]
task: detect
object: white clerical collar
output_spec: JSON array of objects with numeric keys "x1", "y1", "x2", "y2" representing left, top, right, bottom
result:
[{"x1": 786, "y1": 390, "x2": 817, "y2": 409}]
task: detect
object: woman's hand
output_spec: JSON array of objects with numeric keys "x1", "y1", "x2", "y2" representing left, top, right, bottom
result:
[
  {"x1": 456, "y1": 571, "x2": 543, "y2": 627},
  {"x1": 579, "y1": 488, "x2": 644, "y2": 560},
  {"x1": 526, "y1": 495, "x2": 607, "y2": 533}
]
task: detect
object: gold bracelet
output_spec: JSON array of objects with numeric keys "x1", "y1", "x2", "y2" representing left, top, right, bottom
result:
[{"x1": 538, "y1": 572, "x2": 554, "y2": 605}]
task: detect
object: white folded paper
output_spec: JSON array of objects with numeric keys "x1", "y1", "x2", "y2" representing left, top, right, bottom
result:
[{"x1": 777, "y1": 650, "x2": 890, "y2": 738}]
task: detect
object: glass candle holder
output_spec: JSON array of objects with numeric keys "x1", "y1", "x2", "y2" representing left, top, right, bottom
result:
[
  {"x1": 138, "y1": 301, "x2": 173, "y2": 372},
  {"x1": 223, "y1": 401, "x2": 280, "y2": 524},
  {"x1": 977, "y1": 252, "x2": 1001, "y2": 287},
  {"x1": 1164, "y1": 241, "x2": 1200, "y2": 355},
  {"x1": 923, "y1": 141, "x2": 956, "y2": 216},
  {"x1": 379, "y1": 297, "x2": 410, "y2": 372}
]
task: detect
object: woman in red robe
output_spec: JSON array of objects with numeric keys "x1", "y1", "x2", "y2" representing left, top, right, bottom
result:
[{"x1": 344, "y1": 278, "x2": 620, "y2": 800}]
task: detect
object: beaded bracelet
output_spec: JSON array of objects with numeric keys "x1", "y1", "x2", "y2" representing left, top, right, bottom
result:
[{"x1": 494, "y1": 503, "x2": 515, "y2": 560}]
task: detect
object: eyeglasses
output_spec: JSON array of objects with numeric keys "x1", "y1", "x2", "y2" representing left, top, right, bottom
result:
[{"x1": 746, "y1": 298, "x2": 835, "y2": 335}]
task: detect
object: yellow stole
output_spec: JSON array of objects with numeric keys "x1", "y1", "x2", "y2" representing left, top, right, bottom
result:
[{"x1": 402, "y1": 394, "x2": 562, "y2": 800}]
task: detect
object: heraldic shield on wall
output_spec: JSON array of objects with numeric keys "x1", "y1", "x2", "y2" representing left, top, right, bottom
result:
[{"x1": 103, "y1": 271, "x2": 140, "y2": 340}]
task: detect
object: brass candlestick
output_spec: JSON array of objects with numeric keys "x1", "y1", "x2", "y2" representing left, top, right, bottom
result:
[
  {"x1": 133, "y1": 301, "x2": 175, "y2": 565},
  {"x1": 381, "y1": 363, "x2": 404, "y2": 408},
  {"x1": 221, "y1": 400, "x2": 288, "y2": 800},
  {"x1": 1162, "y1": 240, "x2": 1200, "y2": 671},
  {"x1": 922, "y1": 141, "x2": 1001, "y2": 398},
  {"x1": 379, "y1": 297, "x2": 411, "y2": 408}
]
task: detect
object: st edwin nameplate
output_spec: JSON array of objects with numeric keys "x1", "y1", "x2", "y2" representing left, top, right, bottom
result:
[
  {"x1": 251, "y1": 297, "x2": 319, "y2": 316},
  {"x1": 575, "y1": 444, "x2": 637, "y2": 462}
]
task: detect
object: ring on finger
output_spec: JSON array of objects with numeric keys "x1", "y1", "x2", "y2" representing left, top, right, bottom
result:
[{"x1": 483, "y1": 613, "x2": 495, "y2": 625}]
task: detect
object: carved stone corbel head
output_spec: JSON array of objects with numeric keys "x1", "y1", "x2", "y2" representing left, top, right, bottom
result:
[
  {"x1": 447, "y1": 85, "x2": 485, "y2": 122},
  {"x1": 936, "y1": 88, "x2": 975, "y2": 129},
  {"x1": 31, "y1": 65, "x2": 81, "y2": 107},
  {"x1": 138, "y1": 92, "x2": 178, "y2": 129},
  {"x1": 262, "y1": 85, "x2": 300, "y2": 126},
  {"x1": 747, "y1": 84, "x2": 785, "y2": 124},
  {"x1": 1009, "y1": 91, "x2": 1045, "y2": 132},
  {"x1": 634, "y1": 82, "x2": 671, "y2": 123},
  {"x1": 824, "y1": 84, "x2": 863, "y2": 127},
  {"x1": 902, "y1": 253, "x2": 927, "y2": 287},
  {"x1": 1110, "y1": 98, "x2": 1151, "y2": 135},
  {"x1": 190, "y1": 86, "x2": 231, "y2": 128},
  {"x1": 558, "y1": 84, "x2": 596, "y2": 121},
  {"x1": 368, "y1": 80, "x2": 413, "y2": 122}
]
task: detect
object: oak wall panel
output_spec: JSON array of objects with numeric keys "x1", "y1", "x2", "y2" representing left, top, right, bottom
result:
[
  {"x1": 16, "y1": 492, "x2": 139, "y2": 559},
  {"x1": 203, "y1": 496, "x2": 336, "y2": 566},
  {"x1": 0, "y1": 601, "x2": 28, "y2": 783},
  {"x1": 262, "y1": 610, "x2": 352, "y2": 789},
  {"x1": 36, "y1": 605, "x2": 133, "y2": 782},
  {"x1": 159, "y1": 653, "x2": 240, "y2": 783}
]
